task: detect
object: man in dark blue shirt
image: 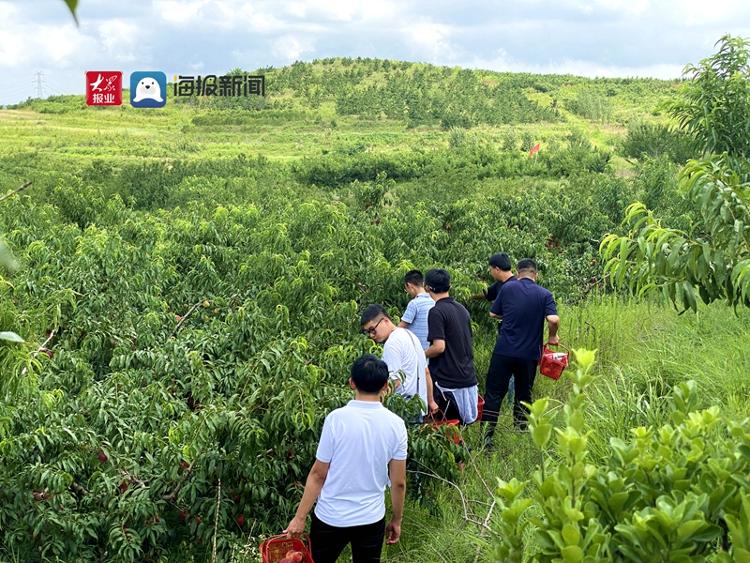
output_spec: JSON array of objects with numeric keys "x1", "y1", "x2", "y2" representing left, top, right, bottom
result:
[{"x1": 484, "y1": 259, "x2": 559, "y2": 441}]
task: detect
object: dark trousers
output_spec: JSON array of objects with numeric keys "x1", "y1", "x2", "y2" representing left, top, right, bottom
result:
[
  {"x1": 483, "y1": 353, "x2": 538, "y2": 431},
  {"x1": 311, "y1": 512, "x2": 385, "y2": 563}
]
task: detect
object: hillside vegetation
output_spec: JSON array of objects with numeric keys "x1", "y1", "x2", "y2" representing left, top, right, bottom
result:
[{"x1": 1, "y1": 50, "x2": 748, "y2": 562}]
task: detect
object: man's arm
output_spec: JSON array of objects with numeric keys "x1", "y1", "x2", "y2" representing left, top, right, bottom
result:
[
  {"x1": 382, "y1": 344, "x2": 405, "y2": 392},
  {"x1": 544, "y1": 292, "x2": 560, "y2": 345},
  {"x1": 425, "y1": 367, "x2": 438, "y2": 414},
  {"x1": 400, "y1": 301, "x2": 416, "y2": 329},
  {"x1": 546, "y1": 314, "x2": 560, "y2": 344},
  {"x1": 285, "y1": 460, "x2": 329, "y2": 536},
  {"x1": 424, "y1": 339, "x2": 445, "y2": 358},
  {"x1": 386, "y1": 459, "x2": 406, "y2": 544},
  {"x1": 489, "y1": 289, "x2": 503, "y2": 319}
]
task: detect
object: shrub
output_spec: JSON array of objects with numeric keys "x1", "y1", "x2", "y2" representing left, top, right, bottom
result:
[
  {"x1": 492, "y1": 352, "x2": 750, "y2": 561},
  {"x1": 622, "y1": 122, "x2": 697, "y2": 163}
]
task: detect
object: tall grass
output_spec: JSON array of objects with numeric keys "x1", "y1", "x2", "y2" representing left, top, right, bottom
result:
[{"x1": 384, "y1": 296, "x2": 750, "y2": 562}]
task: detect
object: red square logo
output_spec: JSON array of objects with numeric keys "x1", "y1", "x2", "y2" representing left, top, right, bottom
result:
[{"x1": 86, "y1": 71, "x2": 122, "y2": 106}]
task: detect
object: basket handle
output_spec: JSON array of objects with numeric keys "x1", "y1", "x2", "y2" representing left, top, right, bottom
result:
[
  {"x1": 425, "y1": 408, "x2": 449, "y2": 423},
  {"x1": 268, "y1": 531, "x2": 311, "y2": 542},
  {"x1": 544, "y1": 341, "x2": 569, "y2": 351}
]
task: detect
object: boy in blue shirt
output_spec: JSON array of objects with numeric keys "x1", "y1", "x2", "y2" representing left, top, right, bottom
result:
[{"x1": 399, "y1": 270, "x2": 435, "y2": 351}]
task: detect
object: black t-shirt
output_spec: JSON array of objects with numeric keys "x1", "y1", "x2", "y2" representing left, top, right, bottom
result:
[
  {"x1": 427, "y1": 297, "x2": 478, "y2": 389},
  {"x1": 486, "y1": 276, "x2": 515, "y2": 333}
]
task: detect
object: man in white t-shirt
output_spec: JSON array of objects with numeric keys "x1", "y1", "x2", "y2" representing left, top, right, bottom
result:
[
  {"x1": 285, "y1": 355, "x2": 408, "y2": 563},
  {"x1": 360, "y1": 304, "x2": 438, "y2": 419}
]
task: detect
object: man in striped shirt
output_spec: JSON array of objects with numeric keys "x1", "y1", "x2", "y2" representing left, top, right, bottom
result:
[{"x1": 398, "y1": 270, "x2": 435, "y2": 351}]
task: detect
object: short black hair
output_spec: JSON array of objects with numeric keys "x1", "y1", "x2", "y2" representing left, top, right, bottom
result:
[
  {"x1": 425, "y1": 268, "x2": 451, "y2": 293},
  {"x1": 489, "y1": 253, "x2": 511, "y2": 271},
  {"x1": 360, "y1": 304, "x2": 387, "y2": 327},
  {"x1": 517, "y1": 258, "x2": 538, "y2": 273},
  {"x1": 404, "y1": 269, "x2": 424, "y2": 287},
  {"x1": 350, "y1": 354, "x2": 389, "y2": 393}
]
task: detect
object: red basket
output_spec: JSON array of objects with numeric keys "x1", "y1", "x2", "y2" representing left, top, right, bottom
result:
[
  {"x1": 260, "y1": 533, "x2": 314, "y2": 563},
  {"x1": 539, "y1": 342, "x2": 569, "y2": 380},
  {"x1": 426, "y1": 414, "x2": 462, "y2": 444},
  {"x1": 476, "y1": 395, "x2": 484, "y2": 422}
]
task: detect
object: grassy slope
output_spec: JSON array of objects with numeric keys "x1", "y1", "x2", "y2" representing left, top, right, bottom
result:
[{"x1": 0, "y1": 59, "x2": 680, "y2": 171}]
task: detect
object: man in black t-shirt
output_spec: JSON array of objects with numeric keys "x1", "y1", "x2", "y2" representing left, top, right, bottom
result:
[
  {"x1": 482, "y1": 253, "x2": 516, "y2": 426},
  {"x1": 485, "y1": 259, "x2": 560, "y2": 441},
  {"x1": 485, "y1": 252, "x2": 515, "y2": 307},
  {"x1": 424, "y1": 269, "x2": 479, "y2": 425}
]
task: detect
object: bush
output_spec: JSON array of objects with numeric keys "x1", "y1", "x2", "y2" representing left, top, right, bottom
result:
[
  {"x1": 492, "y1": 353, "x2": 750, "y2": 561},
  {"x1": 622, "y1": 122, "x2": 697, "y2": 163},
  {"x1": 566, "y1": 91, "x2": 613, "y2": 122}
]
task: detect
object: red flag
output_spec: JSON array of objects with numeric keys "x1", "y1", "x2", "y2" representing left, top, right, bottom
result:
[{"x1": 528, "y1": 143, "x2": 541, "y2": 157}]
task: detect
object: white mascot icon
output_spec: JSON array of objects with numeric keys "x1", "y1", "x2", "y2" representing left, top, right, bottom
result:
[{"x1": 133, "y1": 77, "x2": 164, "y2": 103}]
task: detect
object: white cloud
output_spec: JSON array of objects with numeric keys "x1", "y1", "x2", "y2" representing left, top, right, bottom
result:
[
  {"x1": 279, "y1": 0, "x2": 401, "y2": 22},
  {"x1": 38, "y1": 24, "x2": 95, "y2": 66},
  {"x1": 272, "y1": 35, "x2": 314, "y2": 61},
  {"x1": 572, "y1": 0, "x2": 650, "y2": 15},
  {"x1": 401, "y1": 21, "x2": 457, "y2": 62},
  {"x1": 0, "y1": 31, "x2": 25, "y2": 67},
  {"x1": 0, "y1": 3, "x2": 24, "y2": 66},
  {"x1": 468, "y1": 48, "x2": 684, "y2": 79},
  {"x1": 97, "y1": 20, "x2": 139, "y2": 62},
  {"x1": 153, "y1": 0, "x2": 208, "y2": 25},
  {"x1": 660, "y1": 0, "x2": 747, "y2": 27},
  {"x1": 0, "y1": 18, "x2": 94, "y2": 69},
  {"x1": 0, "y1": 1, "x2": 17, "y2": 20}
]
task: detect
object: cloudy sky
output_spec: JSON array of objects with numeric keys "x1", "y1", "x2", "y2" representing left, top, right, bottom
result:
[{"x1": 1, "y1": 0, "x2": 749, "y2": 104}]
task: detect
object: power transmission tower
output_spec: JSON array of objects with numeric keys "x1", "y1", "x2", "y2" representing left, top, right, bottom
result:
[{"x1": 34, "y1": 72, "x2": 46, "y2": 99}]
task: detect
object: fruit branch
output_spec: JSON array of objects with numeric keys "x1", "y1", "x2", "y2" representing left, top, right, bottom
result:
[
  {"x1": 31, "y1": 329, "x2": 56, "y2": 357},
  {"x1": 162, "y1": 462, "x2": 194, "y2": 502},
  {"x1": 0, "y1": 181, "x2": 33, "y2": 204},
  {"x1": 171, "y1": 300, "x2": 204, "y2": 338}
]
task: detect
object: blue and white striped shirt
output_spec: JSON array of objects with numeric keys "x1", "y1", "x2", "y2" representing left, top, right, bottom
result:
[{"x1": 401, "y1": 292, "x2": 435, "y2": 350}]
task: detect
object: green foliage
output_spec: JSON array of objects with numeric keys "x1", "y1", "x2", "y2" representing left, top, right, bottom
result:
[
  {"x1": 668, "y1": 35, "x2": 750, "y2": 163},
  {"x1": 602, "y1": 35, "x2": 750, "y2": 312},
  {"x1": 542, "y1": 133, "x2": 611, "y2": 176},
  {"x1": 61, "y1": 0, "x2": 78, "y2": 24},
  {"x1": 601, "y1": 158, "x2": 750, "y2": 312},
  {"x1": 0, "y1": 51, "x2": 741, "y2": 561},
  {"x1": 492, "y1": 351, "x2": 750, "y2": 561},
  {"x1": 566, "y1": 91, "x2": 613, "y2": 123},
  {"x1": 622, "y1": 122, "x2": 697, "y2": 163}
]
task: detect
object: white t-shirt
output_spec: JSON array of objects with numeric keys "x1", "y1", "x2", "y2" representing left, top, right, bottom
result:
[
  {"x1": 314, "y1": 400, "x2": 408, "y2": 527},
  {"x1": 381, "y1": 327, "x2": 428, "y2": 413}
]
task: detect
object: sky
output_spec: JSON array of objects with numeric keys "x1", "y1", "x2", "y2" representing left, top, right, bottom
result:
[{"x1": 1, "y1": 0, "x2": 749, "y2": 105}]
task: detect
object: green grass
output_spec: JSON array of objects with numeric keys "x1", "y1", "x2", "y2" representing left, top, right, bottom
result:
[{"x1": 385, "y1": 297, "x2": 750, "y2": 561}]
